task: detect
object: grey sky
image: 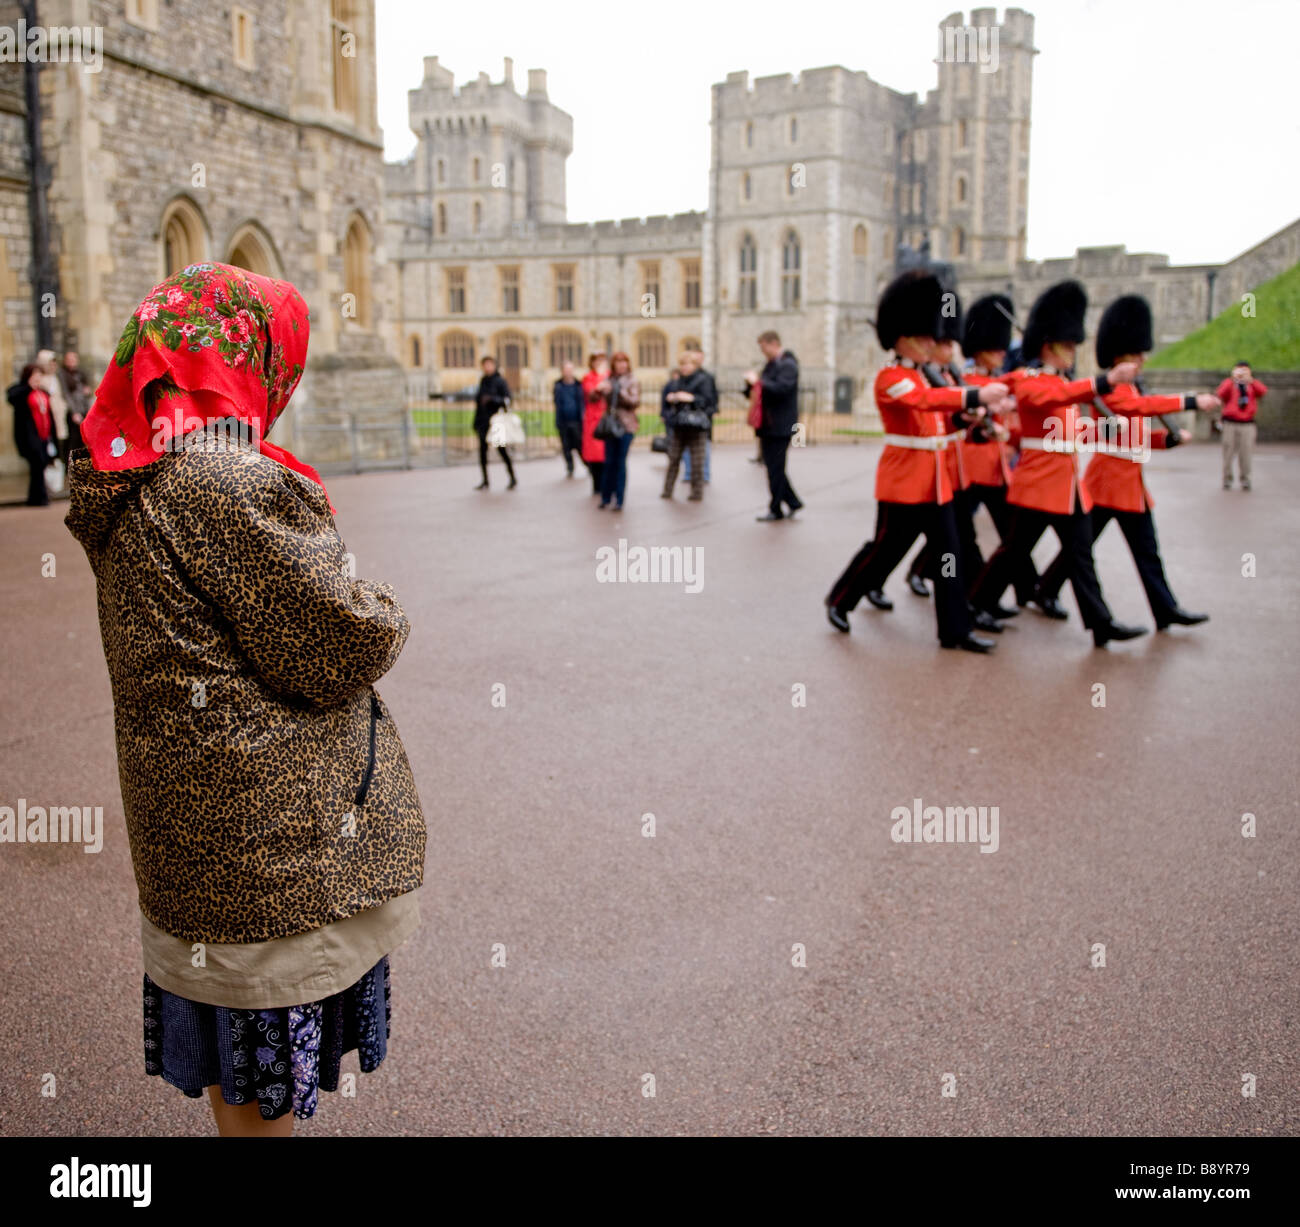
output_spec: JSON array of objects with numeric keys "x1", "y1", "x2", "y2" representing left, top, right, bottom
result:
[{"x1": 376, "y1": 0, "x2": 1299, "y2": 267}]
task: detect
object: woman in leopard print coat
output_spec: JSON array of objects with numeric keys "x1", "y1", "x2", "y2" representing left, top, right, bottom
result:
[{"x1": 66, "y1": 263, "x2": 426, "y2": 1134}]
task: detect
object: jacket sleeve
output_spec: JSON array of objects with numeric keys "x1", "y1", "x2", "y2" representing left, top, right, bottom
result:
[
  {"x1": 164, "y1": 456, "x2": 409, "y2": 708},
  {"x1": 760, "y1": 356, "x2": 798, "y2": 398},
  {"x1": 693, "y1": 375, "x2": 718, "y2": 415},
  {"x1": 876, "y1": 370, "x2": 973, "y2": 417},
  {"x1": 1014, "y1": 374, "x2": 1107, "y2": 412},
  {"x1": 1215, "y1": 378, "x2": 1232, "y2": 402},
  {"x1": 1253, "y1": 380, "x2": 1268, "y2": 399},
  {"x1": 1102, "y1": 385, "x2": 1193, "y2": 416}
]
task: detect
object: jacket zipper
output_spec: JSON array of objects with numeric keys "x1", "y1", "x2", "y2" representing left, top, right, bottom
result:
[{"x1": 355, "y1": 694, "x2": 381, "y2": 806}]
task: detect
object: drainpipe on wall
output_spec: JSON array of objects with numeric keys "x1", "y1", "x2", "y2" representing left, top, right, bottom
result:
[
  {"x1": 1205, "y1": 269, "x2": 1217, "y2": 324},
  {"x1": 22, "y1": 0, "x2": 60, "y2": 352}
]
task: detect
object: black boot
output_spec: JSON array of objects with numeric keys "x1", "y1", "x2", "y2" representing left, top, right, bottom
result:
[
  {"x1": 865, "y1": 589, "x2": 893, "y2": 611},
  {"x1": 1156, "y1": 609, "x2": 1209, "y2": 631},
  {"x1": 907, "y1": 573, "x2": 930, "y2": 598},
  {"x1": 941, "y1": 633, "x2": 997, "y2": 653},
  {"x1": 1093, "y1": 621, "x2": 1149, "y2": 648}
]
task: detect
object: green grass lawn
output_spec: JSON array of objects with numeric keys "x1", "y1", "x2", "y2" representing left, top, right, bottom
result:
[{"x1": 1147, "y1": 262, "x2": 1300, "y2": 371}]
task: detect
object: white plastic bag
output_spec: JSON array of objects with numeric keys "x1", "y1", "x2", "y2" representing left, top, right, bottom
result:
[
  {"x1": 45, "y1": 457, "x2": 66, "y2": 496},
  {"x1": 486, "y1": 409, "x2": 525, "y2": 448}
]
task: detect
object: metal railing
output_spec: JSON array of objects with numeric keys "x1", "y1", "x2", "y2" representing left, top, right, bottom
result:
[{"x1": 294, "y1": 383, "x2": 881, "y2": 475}]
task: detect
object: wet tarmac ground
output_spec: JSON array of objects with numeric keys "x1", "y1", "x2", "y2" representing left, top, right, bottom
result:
[{"x1": 1, "y1": 440, "x2": 1297, "y2": 1136}]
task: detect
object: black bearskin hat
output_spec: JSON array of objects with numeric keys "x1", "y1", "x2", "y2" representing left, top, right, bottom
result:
[
  {"x1": 1021, "y1": 280, "x2": 1087, "y2": 363},
  {"x1": 963, "y1": 294, "x2": 1014, "y2": 355},
  {"x1": 936, "y1": 290, "x2": 964, "y2": 344},
  {"x1": 876, "y1": 270, "x2": 943, "y2": 351},
  {"x1": 1095, "y1": 295, "x2": 1154, "y2": 369}
]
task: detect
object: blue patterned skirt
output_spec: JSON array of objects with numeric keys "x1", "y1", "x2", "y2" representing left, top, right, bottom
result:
[{"x1": 143, "y1": 956, "x2": 391, "y2": 1120}]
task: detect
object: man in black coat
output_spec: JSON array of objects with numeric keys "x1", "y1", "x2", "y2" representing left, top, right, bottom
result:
[
  {"x1": 745, "y1": 331, "x2": 803, "y2": 521},
  {"x1": 474, "y1": 356, "x2": 516, "y2": 490}
]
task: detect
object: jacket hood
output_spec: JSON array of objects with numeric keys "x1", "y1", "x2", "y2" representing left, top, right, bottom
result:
[{"x1": 64, "y1": 449, "x2": 155, "y2": 552}]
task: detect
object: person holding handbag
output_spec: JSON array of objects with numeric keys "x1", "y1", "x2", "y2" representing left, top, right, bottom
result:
[
  {"x1": 64, "y1": 263, "x2": 426, "y2": 1135},
  {"x1": 596, "y1": 351, "x2": 640, "y2": 510},
  {"x1": 660, "y1": 351, "x2": 715, "y2": 500},
  {"x1": 474, "y1": 355, "x2": 517, "y2": 490},
  {"x1": 580, "y1": 350, "x2": 609, "y2": 496},
  {"x1": 7, "y1": 363, "x2": 57, "y2": 506}
]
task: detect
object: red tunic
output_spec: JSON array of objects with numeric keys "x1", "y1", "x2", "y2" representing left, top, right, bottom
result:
[
  {"x1": 1003, "y1": 367, "x2": 1109, "y2": 515},
  {"x1": 959, "y1": 369, "x2": 1012, "y2": 488},
  {"x1": 1080, "y1": 384, "x2": 1190, "y2": 513},
  {"x1": 873, "y1": 364, "x2": 974, "y2": 505}
]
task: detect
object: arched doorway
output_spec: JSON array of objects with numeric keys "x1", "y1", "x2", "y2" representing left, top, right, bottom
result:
[
  {"x1": 225, "y1": 222, "x2": 281, "y2": 277},
  {"x1": 342, "y1": 213, "x2": 373, "y2": 329},
  {"x1": 493, "y1": 330, "x2": 528, "y2": 391},
  {"x1": 159, "y1": 196, "x2": 208, "y2": 277}
]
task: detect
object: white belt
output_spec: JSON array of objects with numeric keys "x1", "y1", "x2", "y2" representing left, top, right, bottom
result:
[
  {"x1": 1021, "y1": 437, "x2": 1148, "y2": 462},
  {"x1": 883, "y1": 431, "x2": 964, "y2": 451}
]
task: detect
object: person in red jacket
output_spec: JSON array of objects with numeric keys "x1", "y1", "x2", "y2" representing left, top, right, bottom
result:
[
  {"x1": 580, "y1": 350, "x2": 609, "y2": 496},
  {"x1": 824, "y1": 270, "x2": 1009, "y2": 653},
  {"x1": 901, "y1": 295, "x2": 989, "y2": 618},
  {"x1": 906, "y1": 294, "x2": 1032, "y2": 620},
  {"x1": 957, "y1": 295, "x2": 1041, "y2": 612},
  {"x1": 969, "y1": 280, "x2": 1148, "y2": 648},
  {"x1": 1216, "y1": 361, "x2": 1267, "y2": 490},
  {"x1": 1029, "y1": 295, "x2": 1219, "y2": 630}
]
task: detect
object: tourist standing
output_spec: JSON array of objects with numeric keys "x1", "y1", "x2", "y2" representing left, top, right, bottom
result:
[
  {"x1": 683, "y1": 348, "x2": 715, "y2": 486},
  {"x1": 597, "y1": 351, "x2": 640, "y2": 511},
  {"x1": 746, "y1": 331, "x2": 803, "y2": 521},
  {"x1": 581, "y1": 350, "x2": 609, "y2": 496},
  {"x1": 59, "y1": 350, "x2": 92, "y2": 458},
  {"x1": 1216, "y1": 360, "x2": 1267, "y2": 490},
  {"x1": 661, "y1": 350, "x2": 716, "y2": 501},
  {"x1": 553, "y1": 360, "x2": 584, "y2": 478},
  {"x1": 64, "y1": 263, "x2": 425, "y2": 1136},
  {"x1": 8, "y1": 363, "x2": 56, "y2": 505}
]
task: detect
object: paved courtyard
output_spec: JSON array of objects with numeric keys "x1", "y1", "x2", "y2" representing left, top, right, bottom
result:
[{"x1": 1, "y1": 439, "x2": 1297, "y2": 1136}]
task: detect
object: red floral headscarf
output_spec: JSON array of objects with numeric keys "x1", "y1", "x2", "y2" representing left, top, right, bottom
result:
[{"x1": 82, "y1": 262, "x2": 330, "y2": 505}]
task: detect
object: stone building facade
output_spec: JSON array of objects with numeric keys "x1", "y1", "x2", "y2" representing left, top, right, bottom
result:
[
  {"x1": 387, "y1": 9, "x2": 1037, "y2": 405},
  {"x1": 1, "y1": 0, "x2": 402, "y2": 484}
]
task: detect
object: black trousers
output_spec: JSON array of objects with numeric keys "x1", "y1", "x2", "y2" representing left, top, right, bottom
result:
[
  {"x1": 828, "y1": 500, "x2": 973, "y2": 644},
  {"x1": 585, "y1": 459, "x2": 604, "y2": 494},
  {"x1": 908, "y1": 486, "x2": 980, "y2": 586},
  {"x1": 24, "y1": 455, "x2": 49, "y2": 506},
  {"x1": 909, "y1": 485, "x2": 1040, "y2": 604},
  {"x1": 760, "y1": 435, "x2": 800, "y2": 515},
  {"x1": 1036, "y1": 505, "x2": 1180, "y2": 622},
  {"x1": 971, "y1": 504, "x2": 1113, "y2": 630},
  {"x1": 558, "y1": 420, "x2": 582, "y2": 474},
  {"x1": 477, "y1": 426, "x2": 515, "y2": 483}
]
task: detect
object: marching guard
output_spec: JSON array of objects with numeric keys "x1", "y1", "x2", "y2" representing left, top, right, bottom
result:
[
  {"x1": 954, "y1": 294, "x2": 1042, "y2": 615},
  {"x1": 968, "y1": 280, "x2": 1149, "y2": 648},
  {"x1": 825, "y1": 270, "x2": 1009, "y2": 653},
  {"x1": 1028, "y1": 294, "x2": 1220, "y2": 630}
]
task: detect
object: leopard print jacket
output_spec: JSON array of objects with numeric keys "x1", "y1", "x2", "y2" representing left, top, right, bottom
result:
[{"x1": 65, "y1": 434, "x2": 426, "y2": 944}]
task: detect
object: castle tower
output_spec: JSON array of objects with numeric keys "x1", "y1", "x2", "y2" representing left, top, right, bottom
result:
[
  {"x1": 399, "y1": 55, "x2": 572, "y2": 243},
  {"x1": 707, "y1": 65, "x2": 910, "y2": 400},
  {"x1": 911, "y1": 7, "x2": 1036, "y2": 269}
]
